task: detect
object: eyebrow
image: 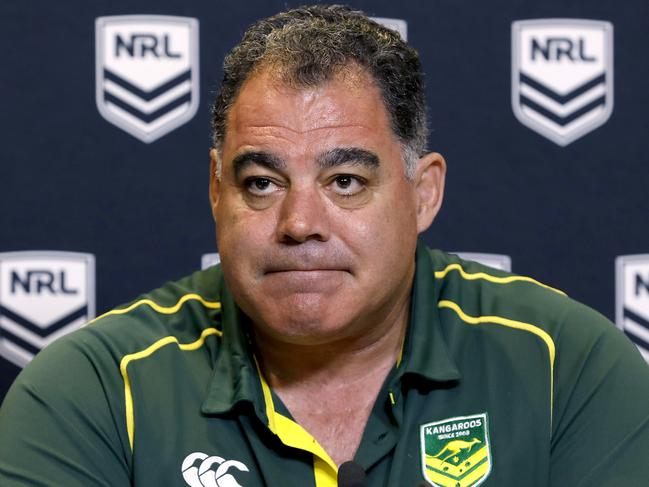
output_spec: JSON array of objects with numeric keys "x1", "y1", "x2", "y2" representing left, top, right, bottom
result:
[
  {"x1": 316, "y1": 148, "x2": 380, "y2": 170},
  {"x1": 230, "y1": 147, "x2": 380, "y2": 178},
  {"x1": 231, "y1": 151, "x2": 286, "y2": 178}
]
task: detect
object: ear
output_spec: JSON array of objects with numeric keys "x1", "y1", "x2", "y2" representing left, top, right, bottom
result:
[
  {"x1": 209, "y1": 148, "x2": 220, "y2": 220},
  {"x1": 413, "y1": 152, "x2": 446, "y2": 233}
]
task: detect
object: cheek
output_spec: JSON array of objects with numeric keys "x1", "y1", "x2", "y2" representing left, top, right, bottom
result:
[
  {"x1": 357, "y1": 191, "x2": 418, "y2": 258},
  {"x1": 218, "y1": 192, "x2": 274, "y2": 232},
  {"x1": 339, "y1": 208, "x2": 416, "y2": 268},
  {"x1": 216, "y1": 204, "x2": 282, "y2": 274},
  {"x1": 360, "y1": 187, "x2": 417, "y2": 234},
  {"x1": 390, "y1": 184, "x2": 418, "y2": 227}
]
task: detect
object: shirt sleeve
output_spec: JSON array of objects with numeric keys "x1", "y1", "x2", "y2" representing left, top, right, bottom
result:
[
  {"x1": 0, "y1": 331, "x2": 132, "y2": 486},
  {"x1": 550, "y1": 303, "x2": 649, "y2": 486}
]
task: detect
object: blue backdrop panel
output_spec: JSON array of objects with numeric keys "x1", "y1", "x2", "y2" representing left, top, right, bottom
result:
[{"x1": 1, "y1": 0, "x2": 648, "y2": 398}]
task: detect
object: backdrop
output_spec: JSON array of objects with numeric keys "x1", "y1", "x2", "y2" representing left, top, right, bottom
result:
[{"x1": 1, "y1": 0, "x2": 648, "y2": 400}]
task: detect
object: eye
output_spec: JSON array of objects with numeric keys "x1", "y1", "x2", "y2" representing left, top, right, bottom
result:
[
  {"x1": 329, "y1": 175, "x2": 365, "y2": 196},
  {"x1": 244, "y1": 177, "x2": 281, "y2": 196}
]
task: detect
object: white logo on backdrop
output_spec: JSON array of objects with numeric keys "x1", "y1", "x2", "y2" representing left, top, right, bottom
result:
[
  {"x1": 511, "y1": 19, "x2": 613, "y2": 146},
  {"x1": 0, "y1": 251, "x2": 95, "y2": 367},
  {"x1": 95, "y1": 15, "x2": 199, "y2": 143},
  {"x1": 453, "y1": 253, "x2": 512, "y2": 272},
  {"x1": 371, "y1": 17, "x2": 408, "y2": 40},
  {"x1": 201, "y1": 253, "x2": 221, "y2": 270},
  {"x1": 616, "y1": 255, "x2": 649, "y2": 363}
]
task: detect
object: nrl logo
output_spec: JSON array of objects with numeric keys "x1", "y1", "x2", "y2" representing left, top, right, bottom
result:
[
  {"x1": 511, "y1": 19, "x2": 613, "y2": 146},
  {"x1": 420, "y1": 413, "x2": 492, "y2": 487},
  {"x1": 95, "y1": 15, "x2": 199, "y2": 143},
  {"x1": 616, "y1": 255, "x2": 649, "y2": 363},
  {"x1": 0, "y1": 251, "x2": 95, "y2": 367}
]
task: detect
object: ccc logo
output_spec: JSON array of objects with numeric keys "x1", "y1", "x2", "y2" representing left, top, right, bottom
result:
[{"x1": 181, "y1": 452, "x2": 249, "y2": 487}]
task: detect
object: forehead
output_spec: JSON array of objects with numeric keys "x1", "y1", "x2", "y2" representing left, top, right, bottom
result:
[{"x1": 221, "y1": 67, "x2": 399, "y2": 158}]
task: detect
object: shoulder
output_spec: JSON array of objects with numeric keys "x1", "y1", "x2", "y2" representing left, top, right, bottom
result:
[
  {"x1": 428, "y1": 248, "x2": 648, "y2": 393},
  {"x1": 5, "y1": 266, "x2": 225, "y2": 406},
  {"x1": 0, "y1": 269, "x2": 225, "y2": 485},
  {"x1": 429, "y1": 248, "x2": 611, "y2": 342},
  {"x1": 82, "y1": 265, "x2": 224, "y2": 357}
]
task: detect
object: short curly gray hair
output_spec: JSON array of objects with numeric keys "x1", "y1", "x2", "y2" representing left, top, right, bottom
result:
[{"x1": 211, "y1": 4, "x2": 428, "y2": 179}]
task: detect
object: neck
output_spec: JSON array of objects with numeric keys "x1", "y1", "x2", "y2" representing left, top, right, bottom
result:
[{"x1": 251, "y1": 285, "x2": 413, "y2": 466}]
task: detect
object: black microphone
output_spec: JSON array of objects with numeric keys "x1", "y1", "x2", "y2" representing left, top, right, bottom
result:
[{"x1": 337, "y1": 461, "x2": 368, "y2": 487}]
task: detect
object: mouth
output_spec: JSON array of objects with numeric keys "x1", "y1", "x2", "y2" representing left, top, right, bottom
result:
[
  {"x1": 263, "y1": 258, "x2": 352, "y2": 275},
  {"x1": 263, "y1": 269, "x2": 351, "y2": 282},
  {"x1": 260, "y1": 246, "x2": 353, "y2": 276},
  {"x1": 265, "y1": 267, "x2": 349, "y2": 274}
]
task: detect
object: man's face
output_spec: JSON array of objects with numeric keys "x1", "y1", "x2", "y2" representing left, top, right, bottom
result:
[{"x1": 211, "y1": 67, "x2": 444, "y2": 345}]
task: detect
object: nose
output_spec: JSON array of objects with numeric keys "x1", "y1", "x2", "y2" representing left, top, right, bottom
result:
[{"x1": 275, "y1": 185, "x2": 330, "y2": 244}]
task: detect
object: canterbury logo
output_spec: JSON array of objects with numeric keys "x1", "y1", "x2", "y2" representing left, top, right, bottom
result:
[{"x1": 181, "y1": 452, "x2": 249, "y2": 487}]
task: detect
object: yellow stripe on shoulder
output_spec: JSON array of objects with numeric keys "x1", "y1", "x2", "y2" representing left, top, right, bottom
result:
[
  {"x1": 86, "y1": 293, "x2": 222, "y2": 326},
  {"x1": 120, "y1": 327, "x2": 222, "y2": 451},
  {"x1": 435, "y1": 263, "x2": 565, "y2": 296},
  {"x1": 438, "y1": 299, "x2": 555, "y2": 422}
]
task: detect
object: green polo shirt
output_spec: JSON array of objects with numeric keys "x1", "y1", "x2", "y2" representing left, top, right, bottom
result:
[{"x1": 1, "y1": 242, "x2": 648, "y2": 487}]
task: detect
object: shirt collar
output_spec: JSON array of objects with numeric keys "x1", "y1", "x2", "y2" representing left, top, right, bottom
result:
[
  {"x1": 396, "y1": 240, "x2": 461, "y2": 383},
  {"x1": 201, "y1": 278, "x2": 267, "y2": 418}
]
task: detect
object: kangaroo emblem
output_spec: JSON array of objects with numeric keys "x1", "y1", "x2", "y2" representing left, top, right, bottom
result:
[{"x1": 432, "y1": 438, "x2": 482, "y2": 464}]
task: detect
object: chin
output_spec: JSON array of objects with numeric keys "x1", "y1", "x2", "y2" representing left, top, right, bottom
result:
[
  {"x1": 240, "y1": 290, "x2": 358, "y2": 344},
  {"x1": 261, "y1": 310, "x2": 351, "y2": 345}
]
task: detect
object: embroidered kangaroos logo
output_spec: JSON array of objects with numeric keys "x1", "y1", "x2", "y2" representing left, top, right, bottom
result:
[
  {"x1": 420, "y1": 414, "x2": 492, "y2": 487},
  {"x1": 432, "y1": 438, "x2": 482, "y2": 464}
]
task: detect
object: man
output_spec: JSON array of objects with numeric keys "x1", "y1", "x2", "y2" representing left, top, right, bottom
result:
[{"x1": 1, "y1": 5, "x2": 648, "y2": 487}]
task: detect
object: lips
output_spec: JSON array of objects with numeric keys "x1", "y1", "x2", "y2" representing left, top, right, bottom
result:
[
  {"x1": 258, "y1": 248, "x2": 352, "y2": 293},
  {"x1": 265, "y1": 266, "x2": 349, "y2": 274},
  {"x1": 259, "y1": 245, "x2": 353, "y2": 275}
]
